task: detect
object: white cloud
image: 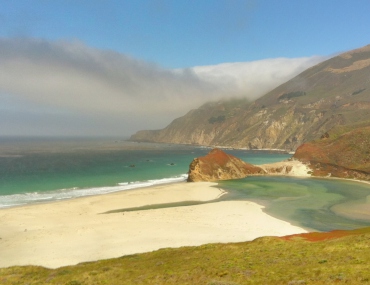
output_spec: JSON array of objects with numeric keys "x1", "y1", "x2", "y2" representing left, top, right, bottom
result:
[
  {"x1": 0, "y1": 38, "x2": 324, "y2": 136},
  {"x1": 190, "y1": 56, "x2": 324, "y2": 100}
]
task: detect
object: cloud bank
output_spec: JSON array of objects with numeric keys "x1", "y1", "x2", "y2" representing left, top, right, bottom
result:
[{"x1": 0, "y1": 38, "x2": 324, "y2": 136}]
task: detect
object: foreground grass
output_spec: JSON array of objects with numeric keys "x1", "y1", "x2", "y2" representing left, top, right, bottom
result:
[{"x1": 1, "y1": 229, "x2": 370, "y2": 285}]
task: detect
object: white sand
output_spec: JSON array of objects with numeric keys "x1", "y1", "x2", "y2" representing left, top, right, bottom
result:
[
  {"x1": 0, "y1": 182, "x2": 306, "y2": 269},
  {"x1": 259, "y1": 160, "x2": 312, "y2": 177}
]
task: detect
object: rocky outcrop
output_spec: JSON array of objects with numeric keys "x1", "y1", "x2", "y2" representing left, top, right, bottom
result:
[
  {"x1": 186, "y1": 125, "x2": 370, "y2": 182},
  {"x1": 187, "y1": 148, "x2": 264, "y2": 182},
  {"x1": 293, "y1": 126, "x2": 370, "y2": 180},
  {"x1": 130, "y1": 44, "x2": 370, "y2": 151}
]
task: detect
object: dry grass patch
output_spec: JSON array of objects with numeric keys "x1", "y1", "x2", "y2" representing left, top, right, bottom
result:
[{"x1": 1, "y1": 229, "x2": 370, "y2": 284}]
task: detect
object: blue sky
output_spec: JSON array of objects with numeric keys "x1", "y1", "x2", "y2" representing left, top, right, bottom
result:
[
  {"x1": 1, "y1": 0, "x2": 369, "y2": 68},
  {"x1": 0, "y1": 0, "x2": 369, "y2": 136}
]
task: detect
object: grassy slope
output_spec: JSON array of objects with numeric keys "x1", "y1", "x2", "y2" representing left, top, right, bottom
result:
[{"x1": 1, "y1": 228, "x2": 370, "y2": 285}]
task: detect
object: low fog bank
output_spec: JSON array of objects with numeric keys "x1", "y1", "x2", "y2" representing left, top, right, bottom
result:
[{"x1": 0, "y1": 38, "x2": 324, "y2": 136}]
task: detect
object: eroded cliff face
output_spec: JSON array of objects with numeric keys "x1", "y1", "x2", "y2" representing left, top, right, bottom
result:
[
  {"x1": 187, "y1": 148, "x2": 264, "y2": 182},
  {"x1": 130, "y1": 44, "x2": 370, "y2": 151},
  {"x1": 293, "y1": 126, "x2": 370, "y2": 180}
]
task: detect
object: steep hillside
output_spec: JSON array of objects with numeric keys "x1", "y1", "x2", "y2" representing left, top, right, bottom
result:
[
  {"x1": 294, "y1": 124, "x2": 370, "y2": 180},
  {"x1": 130, "y1": 44, "x2": 370, "y2": 151}
]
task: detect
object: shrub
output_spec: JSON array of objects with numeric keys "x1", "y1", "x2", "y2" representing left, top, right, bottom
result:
[
  {"x1": 208, "y1": 115, "x2": 226, "y2": 124},
  {"x1": 278, "y1": 91, "x2": 306, "y2": 101}
]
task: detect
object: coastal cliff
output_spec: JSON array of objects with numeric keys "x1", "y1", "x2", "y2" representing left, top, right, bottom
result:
[
  {"x1": 187, "y1": 148, "x2": 264, "y2": 182},
  {"x1": 187, "y1": 125, "x2": 370, "y2": 182},
  {"x1": 130, "y1": 44, "x2": 370, "y2": 151},
  {"x1": 294, "y1": 125, "x2": 370, "y2": 181}
]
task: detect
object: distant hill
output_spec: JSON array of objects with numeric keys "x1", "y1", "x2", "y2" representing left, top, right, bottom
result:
[{"x1": 130, "y1": 44, "x2": 370, "y2": 151}]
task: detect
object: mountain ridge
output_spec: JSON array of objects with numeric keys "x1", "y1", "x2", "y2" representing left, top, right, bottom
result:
[{"x1": 130, "y1": 44, "x2": 370, "y2": 151}]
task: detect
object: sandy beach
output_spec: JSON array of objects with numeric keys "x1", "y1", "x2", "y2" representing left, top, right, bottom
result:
[{"x1": 0, "y1": 181, "x2": 307, "y2": 269}]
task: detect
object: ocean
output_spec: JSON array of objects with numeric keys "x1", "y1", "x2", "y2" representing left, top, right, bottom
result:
[
  {"x1": 0, "y1": 137, "x2": 290, "y2": 208},
  {"x1": 1, "y1": 137, "x2": 370, "y2": 231}
]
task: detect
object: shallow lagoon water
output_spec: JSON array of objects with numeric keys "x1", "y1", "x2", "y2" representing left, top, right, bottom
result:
[{"x1": 219, "y1": 176, "x2": 370, "y2": 231}]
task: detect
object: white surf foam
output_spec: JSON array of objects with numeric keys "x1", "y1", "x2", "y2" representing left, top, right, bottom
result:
[{"x1": 0, "y1": 174, "x2": 188, "y2": 208}]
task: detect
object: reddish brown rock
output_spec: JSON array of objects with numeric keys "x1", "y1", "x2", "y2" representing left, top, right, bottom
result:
[
  {"x1": 281, "y1": 227, "x2": 370, "y2": 242},
  {"x1": 187, "y1": 148, "x2": 265, "y2": 182},
  {"x1": 294, "y1": 126, "x2": 370, "y2": 180}
]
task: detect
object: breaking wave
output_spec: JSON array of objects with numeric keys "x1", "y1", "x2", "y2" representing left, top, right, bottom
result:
[{"x1": 0, "y1": 174, "x2": 188, "y2": 208}]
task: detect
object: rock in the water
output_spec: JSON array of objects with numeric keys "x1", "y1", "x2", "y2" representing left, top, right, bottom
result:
[{"x1": 187, "y1": 148, "x2": 264, "y2": 182}]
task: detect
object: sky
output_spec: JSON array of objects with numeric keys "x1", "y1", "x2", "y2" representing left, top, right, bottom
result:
[{"x1": 0, "y1": 0, "x2": 369, "y2": 137}]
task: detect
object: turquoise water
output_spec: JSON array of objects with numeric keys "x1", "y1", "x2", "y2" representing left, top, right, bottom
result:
[
  {"x1": 219, "y1": 177, "x2": 370, "y2": 231},
  {"x1": 0, "y1": 137, "x2": 290, "y2": 207},
  {"x1": 1, "y1": 137, "x2": 370, "y2": 232}
]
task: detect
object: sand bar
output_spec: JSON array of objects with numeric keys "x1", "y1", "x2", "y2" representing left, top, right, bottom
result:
[{"x1": 0, "y1": 182, "x2": 306, "y2": 269}]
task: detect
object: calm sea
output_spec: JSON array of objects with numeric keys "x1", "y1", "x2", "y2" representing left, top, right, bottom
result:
[
  {"x1": 0, "y1": 137, "x2": 290, "y2": 208},
  {"x1": 1, "y1": 137, "x2": 370, "y2": 231}
]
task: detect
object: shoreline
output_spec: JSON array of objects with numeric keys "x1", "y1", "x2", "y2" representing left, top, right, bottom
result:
[
  {"x1": 317, "y1": 175, "x2": 370, "y2": 186},
  {"x1": 0, "y1": 181, "x2": 307, "y2": 269},
  {"x1": 259, "y1": 159, "x2": 370, "y2": 186},
  {"x1": 0, "y1": 174, "x2": 190, "y2": 210},
  {"x1": 1, "y1": 159, "x2": 370, "y2": 269}
]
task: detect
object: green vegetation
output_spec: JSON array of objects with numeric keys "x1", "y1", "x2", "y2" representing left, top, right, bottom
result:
[
  {"x1": 278, "y1": 91, "x2": 306, "y2": 101},
  {"x1": 130, "y1": 45, "x2": 370, "y2": 150},
  {"x1": 208, "y1": 115, "x2": 226, "y2": 124},
  {"x1": 322, "y1": 120, "x2": 370, "y2": 140},
  {"x1": 2, "y1": 229, "x2": 370, "y2": 284},
  {"x1": 352, "y1": 88, "x2": 366, "y2": 96}
]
